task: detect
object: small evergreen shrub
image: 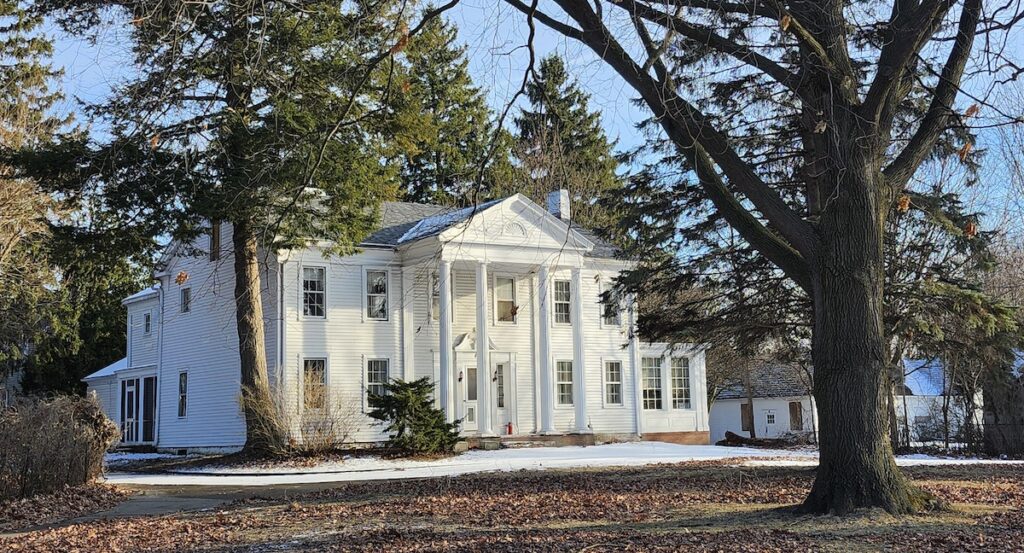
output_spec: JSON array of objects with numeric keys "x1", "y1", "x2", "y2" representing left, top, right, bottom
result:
[{"x1": 367, "y1": 378, "x2": 461, "y2": 456}]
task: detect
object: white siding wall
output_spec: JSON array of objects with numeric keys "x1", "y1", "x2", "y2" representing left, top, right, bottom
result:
[
  {"x1": 126, "y1": 297, "x2": 159, "y2": 368},
  {"x1": 86, "y1": 377, "x2": 118, "y2": 422},
  {"x1": 709, "y1": 397, "x2": 817, "y2": 443},
  {"x1": 156, "y1": 224, "x2": 279, "y2": 450}
]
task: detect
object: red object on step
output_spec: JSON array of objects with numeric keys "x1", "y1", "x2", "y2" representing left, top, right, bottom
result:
[{"x1": 506, "y1": 422, "x2": 513, "y2": 435}]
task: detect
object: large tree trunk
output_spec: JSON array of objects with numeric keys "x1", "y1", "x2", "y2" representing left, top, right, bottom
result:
[
  {"x1": 799, "y1": 151, "x2": 935, "y2": 515},
  {"x1": 232, "y1": 220, "x2": 287, "y2": 454}
]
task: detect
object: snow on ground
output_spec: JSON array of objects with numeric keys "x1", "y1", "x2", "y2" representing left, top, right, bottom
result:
[
  {"x1": 105, "y1": 452, "x2": 186, "y2": 466},
  {"x1": 102, "y1": 442, "x2": 1023, "y2": 488}
]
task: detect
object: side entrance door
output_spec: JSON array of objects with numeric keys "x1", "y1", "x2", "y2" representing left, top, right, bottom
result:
[
  {"x1": 493, "y1": 361, "x2": 510, "y2": 433},
  {"x1": 120, "y1": 378, "x2": 139, "y2": 443},
  {"x1": 462, "y1": 366, "x2": 478, "y2": 432}
]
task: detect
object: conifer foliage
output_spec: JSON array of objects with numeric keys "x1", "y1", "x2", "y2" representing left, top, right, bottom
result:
[{"x1": 367, "y1": 377, "x2": 461, "y2": 456}]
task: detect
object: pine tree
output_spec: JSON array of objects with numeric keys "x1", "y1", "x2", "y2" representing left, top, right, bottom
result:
[
  {"x1": 367, "y1": 377, "x2": 461, "y2": 455},
  {"x1": 501, "y1": 55, "x2": 622, "y2": 231},
  {"x1": 39, "y1": 1, "x2": 456, "y2": 454},
  {"x1": 400, "y1": 15, "x2": 505, "y2": 206},
  {"x1": 0, "y1": 0, "x2": 68, "y2": 376}
]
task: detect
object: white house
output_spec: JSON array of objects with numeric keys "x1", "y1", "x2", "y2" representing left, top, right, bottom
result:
[
  {"x1": 85, "y1": 191, "x2": 710, "y2": 452},
  {"x1": 708, "y1": 364, "x2": 816, "y2": 443},
  {"x1": 709, "y1": 360, "x2": 984, "y2": 446}
]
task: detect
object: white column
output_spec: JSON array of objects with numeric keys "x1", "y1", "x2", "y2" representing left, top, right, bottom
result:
[
  {"x1": 475, "y1": 261, "x2": 495, "y2": 436},
  {"x1": 537, "y1": 265, "x2": 555, "y2": 434},
  {"x1": 438, "y1": 260, "x2": 453, "y2": 422},
  {"x1": 628, "y1": 294, "x2": 643, "y2": 437},
  {"x1": 401, "y1": 267, "x2": 415, "y2": 381},
  {"x1": 571, "y1": 267, "x2": 590, "y2": 433}
]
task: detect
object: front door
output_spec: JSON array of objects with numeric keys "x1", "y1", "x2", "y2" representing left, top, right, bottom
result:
[
  {"x1": 120, "y1": 378, "x2": 139, "y2": 443},
  {"x1": 494, "y1": 361, "x2": 510, "y2": 434},
  {"x1": 462, "y1": 367, "x2": 478, "y2": 432}
]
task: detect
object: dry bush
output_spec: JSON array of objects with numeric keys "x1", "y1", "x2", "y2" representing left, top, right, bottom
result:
[
  {"x1": 238, "y1": 385, "x2": 360, "y2": 456},
  {"x1": 0, "y1": 395, "x2": 119, "y2": 500}
]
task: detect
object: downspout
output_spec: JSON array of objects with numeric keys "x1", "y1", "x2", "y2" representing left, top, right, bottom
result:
[{"x1": 154, "y1": 279, "x2": 165, "y2": 448}]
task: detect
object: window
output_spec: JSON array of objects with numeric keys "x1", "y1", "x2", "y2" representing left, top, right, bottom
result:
[
  {"x1": 766, "y1": 410, "x2": 776, "y2": 425},
  {"x1": 209, "y1": 221, "x2": 221, "y2": 261},
  {"x1": 429, "y1": 271, "x2": 454, "y2": 322},
  {"x1": 495, "y1": 364, "x2": 506, "y2": 408},
  {"x1": 553, "y1": 280, "x2": 571, "y2": 324},
  {"x1": 671, "y1": 357, "x2": 691, "y2": 409},
  {"x1": 495, "y1": 276, "x2": 516, "y2": 323},
  {"x1": 600, "y1": 281, "x2": 620, "y2": 326},
  {"x1": 366, "y1": 270, "x2": 388, "y2": 320},
  {"x1": 366, "y1": 358, "x2": 389, "y2": 400},
  {"x1": 430, "y1": 273, "x2": 440, "y2": 321},
  {"x1": 177, "y1": 372, "x2": 187, "y2": 417},
  {"x1": 303, "y1": 358, "x2": 327, "y2": 410},
  {"x1": 641, "y1": 357, "x2": 663, "y2": 410},
  {"x1": 143, "y1": 312, "x2": 152, "y2": 335},
  {"x1": 741, "y1": 403, "x2": 753, "y2": 431},
  {"x1": 180, "y1": 288, "x2": 191, "y2": 313},
  {"x1": 789, "y1": 401, "x2": 804, "y2": 431},
  {"x1": 556, "y1": 360, "x2": 573, "y2": 406},
  {"x1": 604, "y1": 361, "x2": 623, "y2": 405},
  {"x1": 302, "y1": 266, "x2": 326, "y2": 318}
]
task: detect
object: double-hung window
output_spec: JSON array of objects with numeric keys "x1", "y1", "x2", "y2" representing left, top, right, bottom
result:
[
  {"x1": 556, "y1": 360, "x2": 574, "y2": 406},
  {"x1": 302, "y1": 267, "x2": 326, "y2": 318},
  {"x1": 495, "y1": 276, "x2": 516, "y2": 323},
  {"x1": 604, "y1": 361, "x2": 623, "y2": 405},
  {"x1": 430, "y1": 273, "x2": 441, "y2": 321},
  {"x1": 553, "y1": 280, "x2": 571, "y2": 324},
  {"x1": 366, "y1": 270, "x2": 388, "y2": 320},
  {"x1": 671, "y1": 357, "x2": 691, "y2": 409},
  {"x1": 641, "y1": 357, "x2": 663, "y2": 410},
  {"x1": 600, "y1": 281, "x2": 621, "y2": 326},
  {"x1": 366, "y1": 358, "x2": 389, "y2": 400},
  {"x1": 177, "y1": 372, "x2": 188, "y2": 417},
  {"x1": 180, "y1": 288, "x2": 191, "y2": 313},
  {"x1": 143, "y1": 312, "x2": 152, "y2": 335},
  {"x1": 303, "y1": 358, "x2": 327, "y2": 410}
]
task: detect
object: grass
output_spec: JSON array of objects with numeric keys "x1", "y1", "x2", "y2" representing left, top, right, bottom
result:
[{"x1": 1, "y1": 460, "x2": 1021, "y2": 551}]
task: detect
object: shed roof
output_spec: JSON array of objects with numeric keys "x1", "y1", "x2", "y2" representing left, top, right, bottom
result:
[
  {"x1": 717, "y1": 363, "x2": 813, "y2": 400},
  {"x1": 82, "y1": 357, "x2": 128, "y2": 381}
]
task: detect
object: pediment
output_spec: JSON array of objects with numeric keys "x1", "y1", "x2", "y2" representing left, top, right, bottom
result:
[{"x1": 436, "y1": 195, "x2": 594, "y2": 252}]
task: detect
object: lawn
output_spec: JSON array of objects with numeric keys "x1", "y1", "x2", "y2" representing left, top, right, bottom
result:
[{"x1": 2, "y1": 460, "x2": 1022, "y2": 551}]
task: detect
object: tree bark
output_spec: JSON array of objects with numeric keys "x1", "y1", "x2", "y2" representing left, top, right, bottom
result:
[
  {"x1": 232, "y1": 220, "x2": 286, "y2": 454},
  {"x1": 799, "y1": 146, "x2": 935, "y2": 515}
]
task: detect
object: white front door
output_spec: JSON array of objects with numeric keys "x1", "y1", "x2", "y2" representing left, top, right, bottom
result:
[
  {"x1": 462, "y1": 366, "x2": 478, "y2": 432},
  {"x1": 763, "y1": 409, "x2": 778, "y2": 437},
  {"x1": 493, "y1": 361, "x2": 511, "y2": 434}
]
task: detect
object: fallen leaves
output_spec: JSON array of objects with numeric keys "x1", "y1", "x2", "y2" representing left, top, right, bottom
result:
[{"x1": 0, "y1": 484, "x2": 132, "y2": 533}]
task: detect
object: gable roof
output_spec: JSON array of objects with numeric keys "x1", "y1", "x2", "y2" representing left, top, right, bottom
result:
[
  {"x1": 717, "y1": 363, "x2": 813, "y2": 400},
  {"x1": 367, "y1": 196, "x2": 620, "y2": 258}
]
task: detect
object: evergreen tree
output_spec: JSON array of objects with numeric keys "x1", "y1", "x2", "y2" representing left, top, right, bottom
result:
[
  {"x1": 39, "y1": 1, "x2": 456, "y2": 454},
  {"x1": 367, "y1": 377, "x2": 461, "y2": 455},
  {"x1": 0, "y1": 0, "x2": 68, "y2": 378},
  {"x1": 400, "y1": 15, "x2": 505, "y2": 206},
  {"x1": 500, "y1": 55, "x2": 623, "y2": 231}
]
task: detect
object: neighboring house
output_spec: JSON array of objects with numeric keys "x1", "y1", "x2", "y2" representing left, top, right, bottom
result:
[
  {"x1": 708, "y1": 364, "x2": 816, "y2": 443},
  {"x1": 896, "y1": 359, "x2": 983, "y2": 445},
  {"x1": 84, "y1": 191, "x2": 710, "y2": 452},
  {"x1": 709, "y1": 359, "x2": 984, "y2": 446}
]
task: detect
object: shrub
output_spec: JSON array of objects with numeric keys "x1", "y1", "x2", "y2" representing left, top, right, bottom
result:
[
  {"x1": 0, "y1": 395, "x2": 119, "y2": 500},
  {"x1": 237, "y1": 385, "x2": 360, "y2": 456},
  {"x1": 367, "y1": 378, "x2": 461, "y2": 456}
]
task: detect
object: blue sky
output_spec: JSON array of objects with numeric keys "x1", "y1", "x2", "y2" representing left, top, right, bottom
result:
[{"x1": 45, "y1": 2, "x2": 1021, "y2": 231}]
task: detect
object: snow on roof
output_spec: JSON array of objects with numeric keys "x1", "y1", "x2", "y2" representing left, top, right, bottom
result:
[
  {"x1": 902, "y1": 359, "x2": 949, "y2": 396},
  {"x1": 397, "y1": 199, "x2": 503, "y2": 244},
  {"x1": 83, "y1": 357, "x2": 128, "y2": 381},
  {"x1": 122, "y1": 286, "x2": 159, "y2": 305}
]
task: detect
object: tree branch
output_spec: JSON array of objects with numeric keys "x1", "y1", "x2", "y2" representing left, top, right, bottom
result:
[{"x1": 883, "y1": 0, "x2": 982, "y2": 189}]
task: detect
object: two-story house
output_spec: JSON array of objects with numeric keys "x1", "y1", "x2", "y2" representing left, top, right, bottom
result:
[{"x1": 84, "y1": 191, "x2": 710, "y2": 451}]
